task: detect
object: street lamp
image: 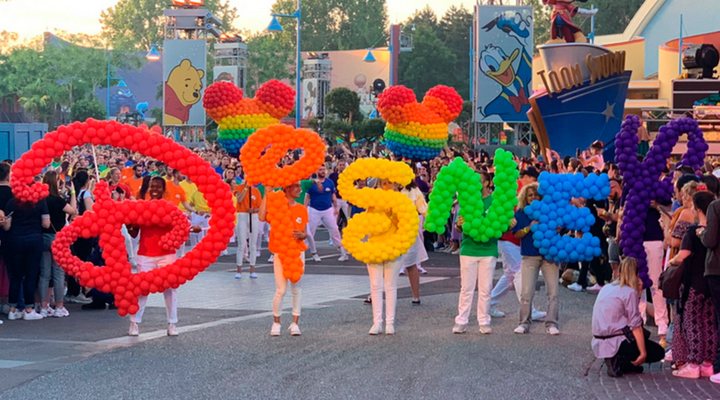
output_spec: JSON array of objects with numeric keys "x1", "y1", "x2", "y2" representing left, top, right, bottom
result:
[
  {"x1": 146, "y1": 44, "x2": 161, "y2": 62},
  {"x1": 267, "y1": 0, "x2": 302, "y2": 128},
  {"x1": 362, "y1": 25, "x2": 402, "y2": 86},
  {"x1": 362, "y1": 50, "x2": 376, "y2": 63}
]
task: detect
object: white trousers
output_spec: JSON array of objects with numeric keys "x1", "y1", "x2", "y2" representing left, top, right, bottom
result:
[
  {"x1": 640, "y1": 240, "x2": 668, "y2": 335},
  {"x1": 490, "y1": 241, "x2": 523, "y2": 306},
  {"x1": 367, "y1": 260, "x2": 401, "y2": 325},
  {"x1": 455, "y1": 256, "x2": 497, "y2": 326},
  {"x1": 307, "y1": 207, "x2": 346, "y2": 255},
  {"x1": 272, "y1": 255, "x2": 303, "y2": 317},
  {"x1": 130, "y1": 254, "x2": 178, "y2": 324},
  {"x1": 235, "y1": 213, "x2": 259, "y2": 266}
]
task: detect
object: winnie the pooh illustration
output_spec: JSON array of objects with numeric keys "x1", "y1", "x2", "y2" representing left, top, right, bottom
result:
[{"x1": 164, "y1": 59, "x2": 205, "y2": 125}]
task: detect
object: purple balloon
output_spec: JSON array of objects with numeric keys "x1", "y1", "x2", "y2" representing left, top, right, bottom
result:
[{"x1": 616, "y1": 116, "x2": 706, "y2": 288}]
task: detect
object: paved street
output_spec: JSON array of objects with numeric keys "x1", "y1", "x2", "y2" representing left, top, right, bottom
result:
[{"x1": 1, "y1": 238, "x2": 720, "y2": 400}]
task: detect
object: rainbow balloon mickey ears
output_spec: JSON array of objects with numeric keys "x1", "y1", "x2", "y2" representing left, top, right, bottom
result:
[
  {"x1": 377, "y1": 85, "x2": 463, "y2": 160},
  {"x1": 203, "y1": 79, "x2": 295, "y2": 156}
]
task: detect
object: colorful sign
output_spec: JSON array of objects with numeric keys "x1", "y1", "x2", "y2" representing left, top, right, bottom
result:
[
  {"x1": 163, "y1": 39, "x2": 207, "y2": 126},
  {"x1": 474, "y1": 5, "x2": 533, "y2": 123}
]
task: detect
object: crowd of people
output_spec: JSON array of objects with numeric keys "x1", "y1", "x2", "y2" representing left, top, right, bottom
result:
[{"x1": 2, "y1": 137, "x2": 720, "y2": 383}]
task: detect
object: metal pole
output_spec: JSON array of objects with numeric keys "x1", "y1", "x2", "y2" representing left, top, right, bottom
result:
[
  {"x1": 389, "y1": 28, "x2": 394, "y2": 86},
  {"x1": 469, "y1": 25, "x2": 473, "y2": 102},
  {"x1": 590, "y1": 5, "x2": 596, "y2": 44},
  {"x1": 678, "y1": 14, "x2": 684, "y2": 74},
  {"x1": 106, "y1": 49, "x2": 111, "y2": 120},
  {"x1": 295, "y1": 0, "x2": 302, "y2": 128}
]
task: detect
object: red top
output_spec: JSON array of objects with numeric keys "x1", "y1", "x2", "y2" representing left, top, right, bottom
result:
[
  {"x1": 138, "y1": 225, "x2": 174, "y2": 257},
  {"x1": 164, "y1": 82, "x2": 192, "y2": 123}
]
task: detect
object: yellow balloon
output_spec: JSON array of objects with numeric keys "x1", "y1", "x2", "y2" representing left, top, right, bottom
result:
[{"x1": 338, "y1": 158, "x2": 419, "y2": 264}]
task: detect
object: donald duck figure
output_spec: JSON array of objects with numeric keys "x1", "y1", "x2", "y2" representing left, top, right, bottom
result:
[
  {"x1": 479, "y1": 11, "x2": 533, "y2": 122},
  {"x1": 543, "y1": 0, "x2": 597, "y2": 43}
]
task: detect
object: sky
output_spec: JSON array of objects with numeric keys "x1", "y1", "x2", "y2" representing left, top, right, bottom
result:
[{"x1": 0, "y1": 0, "x2": 479, "y2": 42}]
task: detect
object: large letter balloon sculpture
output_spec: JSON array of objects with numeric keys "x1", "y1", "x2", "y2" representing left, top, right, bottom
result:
[
  {"x1": 240, "y1": 124, "x2": 326, "y2": 283},
  {"x1": 377, "y1": 85, "x2": 463, "y2": 160},
  {"x1": 525, "y1": 172, "x2": 610, "y2": 263},
  {"x1": 10, "y1": 119, "x2": 236, "y2": 316},
  {"x1": 337, "y1": 159, "x2": 419, "y2": 264},
  {"x1": 204, "y1": 79, "x2": 295, "y2": 156},
  {"x1": 616, "y1": 115, "x2": 707, "y2": 288},
  {"x1": 425, "y1": 149, "x2": 518, "y2": 242}
]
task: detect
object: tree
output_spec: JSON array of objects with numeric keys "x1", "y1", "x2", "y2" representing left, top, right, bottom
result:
[
  {"x1": 270, "y1": 0, "x2": 388, "y2": 52},
  {"x1": 398, "y1": 25, "x2": 456, "y2": 98},
  {"x1": 325, "y1": 87, "x2": 361, "y2": 122},
  {"x1": 71, "y1": 98, "x2": 105, "y2": 122},
  {"x1": 354, "y1": 119, "x2": 385, "y2": 141},
  {"x1": 245, "y1": 34, "x2": 294, "y2": 96},
  {"x1": 100, "y1": 0, "x2": 239, "y2": 51},
  {"x1": 321, "y1": 118, "x2": 353, "y2": 143},
  {"x1": 438, "y1": 5, "x2": 473, "y2": 99}
]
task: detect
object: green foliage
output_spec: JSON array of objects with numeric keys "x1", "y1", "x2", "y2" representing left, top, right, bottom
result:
[
  {"x1": 271, "y1": 0, "x2": 388, "y2": 52},
  {"x1": 438, "y1": 6, "x2": 473, "y2": 99},
  {"x1": 354, "y1": 118, "x2": 385, "y2": 141},
  {"x1": 100, "y1": 0, "x2": 238, "y2": 51},
  {"x1": 71, "y1": 98, "x2": 105, "y2": 122},
  {"x1": 321, "y1": 118, "x2": 353, "y2": 143},
  {"x1": 398, "y1": 25, "x2": 456, "y2": 98},
  {"x1": 325, "y1": 87, "x2": 361, "y2": 122},
  {"x1": 246, "y1": 34, "x2": 294, "y2": 96}
]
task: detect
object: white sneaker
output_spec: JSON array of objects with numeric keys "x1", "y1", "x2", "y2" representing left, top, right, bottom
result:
[
  {"x1": 288, "y1": 323, "x2": 302, "y2": 336},
  {"x1": 234, "y1": 272, "x2": 242, "y2": 279},
  {"x1": 369, "y1": 323, "x2": 383, "y2": 335},
  {"x1": 385, "y1": 323, "x2": 395, "y2": 335},
  {"x1": 39, "y1": 307, "x2": 54, "y2": 318},
  {"x1": 167, "y1": 323, "x2": 179, "y2": 336},
  {"x1": 479, "y1": 325, "x2": 493, "y2": 334},
  {"x1": 514, "y1": 325, "x2": 528, "y2": 334},
  {"x1": 53, "y1": 307, "x2": 70, "y2": 318},
  {"x1": 312, "y1": 253, "x2": 322, "y2": 262},
  {"x1": 7, "y1": 310, "x2": 23, "y2": 320},
  {"x1": 546, "y1": 326, "x2": 561, "y2": 335},
  {"x1": 249, "y1": 272, "x2": 258, "y2": 279},
  {"x1": 567, "y1": 282, "x2": 585, "y2": 292},
  {"x1": 418, "y1": 266, "x2": 428, "y2": 275},
  {"x1": 23, "y1": 310, "x2": 44, "y2": 321},
  {"x1": 268, "y1": 255, "x2": 274, "y2": 263},
  {"x1": 0, "y1": 319, "x2": 3, "y2": 325},
  {"x1": 586, "y1": 283, "x2": 602, "y2": 293},
  {"x1": 531, "y1": 310, "x2": 547, "y2": 321},
  {"x1": 710, "y1": 372, "x2": 720, "y2": 384},
  {"x1": 452, "y1": 324, "x2": 467, "y2": 334},
  {"x1": 399, "y1": 269, "x2": 406, "y2": 276},
  {"x1": 128, "y1": 322, "x2": 139, "y2": 336},
  {"x1": 71, "y1": 293, "x2": 93, "y2": 304},
  {"x1": 489, "y1": 307, "x2": 506, "y2": 318},
  {"x1": 270, "y1": 322, "x2": 281, "y2": 336},
  {"x1": 338, "y1": 254, "x2": 349, "y2": 262}
]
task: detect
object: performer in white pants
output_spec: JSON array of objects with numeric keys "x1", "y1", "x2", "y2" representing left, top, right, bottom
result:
[
  {"x1": 489, "y1": 238, "x2": 546, "y2": 321},
  {"x1": 260, "y1": 182, "x2": 308, "y2": 337},
  {"x1": 305, "y1": 166, "x2": 348, "y2": 262},
  {"x1": 127, "y1": 177, "x2": 179, "y2": 337},
  {"x1": 234, "y1": 183, "x2": 262, "y2": 279}
]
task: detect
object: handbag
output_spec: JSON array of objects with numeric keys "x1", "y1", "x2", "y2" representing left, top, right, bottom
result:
[{"x1": 659, "y1": 262, "x2": 685, "y2": 300}]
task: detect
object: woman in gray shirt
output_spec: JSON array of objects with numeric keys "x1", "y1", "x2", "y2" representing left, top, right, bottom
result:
[{"x1": 591, "y1": 257, "x2": 665, "y2": 377}]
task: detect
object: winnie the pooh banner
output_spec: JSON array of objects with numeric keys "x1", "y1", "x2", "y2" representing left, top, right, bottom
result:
[{"x1": 163, "y1": 40, "x2": 207, "y2": 126}]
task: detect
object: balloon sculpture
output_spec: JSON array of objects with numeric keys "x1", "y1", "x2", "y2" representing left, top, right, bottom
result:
[
  {"x1": 240, "y1": 124, "x2": 326, "y2": 283},
  {"x1": 616, "y1": 115, "x2": 707, "y2": 288},
  {"x1": 525, "y1": 172, "x2": 610, "y2": 263},
  {"x1": 10, "y1": 119, "x2": 236, "y2": 316},
  {"x1": 425, "y1": 149, "x2": 518, "y2": 242},
  {"x1": 337, "y1": 158, "x2": 419, "y2": 264},
  {"x1": 377, "y1": 85, "x2": 463, "y2": 160},
  {"x1": 204, "y1": 79, "x2": 295, "y2": 157}
]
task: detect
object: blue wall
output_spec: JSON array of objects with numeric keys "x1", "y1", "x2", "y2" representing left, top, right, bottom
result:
[
  {"x1": 0, "y1": 123, "x2": 48, "y2": 161},
  {"x1": 641, "y1": 0, "x2": 719, "y2": 76}
]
